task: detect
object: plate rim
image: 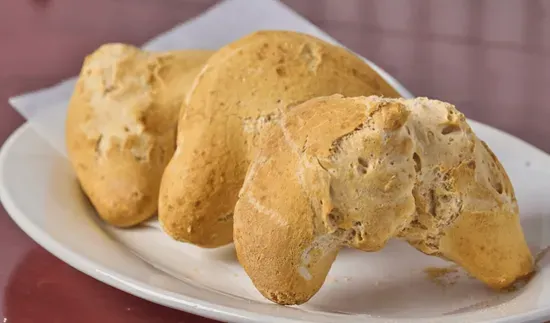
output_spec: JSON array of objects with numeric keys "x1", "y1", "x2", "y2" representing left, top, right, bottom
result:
[{"x1": 2, "y1": 123, "x2": 550, "y2": 323}]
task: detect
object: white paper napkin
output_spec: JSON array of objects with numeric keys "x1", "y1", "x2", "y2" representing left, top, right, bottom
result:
[{"x1": 7, "y1": 0, "x2": 412, "y2": 157}]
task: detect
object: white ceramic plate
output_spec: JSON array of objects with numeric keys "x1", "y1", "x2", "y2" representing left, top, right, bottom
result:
[{"x1": 2, "y1": 118, "x2": 550, "y2": 323}]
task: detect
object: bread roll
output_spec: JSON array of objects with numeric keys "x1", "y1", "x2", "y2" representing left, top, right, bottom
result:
[
  {"x1": 234, "y1": 95, "x2": 533, "y2": 304},
  {"x1": 66, "y1": 43, "x2": 212, "y2": 227},
  {"x1": 158, "y1": 30, "x2": 400, "y2": 247}
]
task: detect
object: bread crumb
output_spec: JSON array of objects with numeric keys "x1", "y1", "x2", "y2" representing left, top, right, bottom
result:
[
  {"x1": 325, "y1": 276, "x2": 337, "y2": 283},
  {"x1": 424, "y1": 265, "x2": 460, "y2": 286}
]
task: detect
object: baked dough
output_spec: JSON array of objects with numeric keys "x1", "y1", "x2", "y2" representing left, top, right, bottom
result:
[
  {"x1": 66, "y1": 43, "x2": 212, "y2": 227},
  {"x1": 158, "y1": 30, "x2": 400, "y2": 247},
  {"x1": 234, "y1": 95, "x2": 533, "y2": 305}
]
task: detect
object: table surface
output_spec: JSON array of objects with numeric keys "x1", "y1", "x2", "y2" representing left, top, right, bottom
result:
[{"x1": 1, "y1": 0, "x2": 549, "y2": 322}]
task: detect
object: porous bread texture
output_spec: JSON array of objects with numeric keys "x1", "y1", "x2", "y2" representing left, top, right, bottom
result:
[
  {"x1": 158, "y1": 30, "x2": 400, "y2": 248},
  {"x1": 66, "y1": 43, "x2": 212, "y2": 227},
  {"x1": 234, "y1": 95, "x2": 533, "y2": 305}
]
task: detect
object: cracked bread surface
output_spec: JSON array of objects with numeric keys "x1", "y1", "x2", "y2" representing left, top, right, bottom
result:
[
  {"x1": 158, "y1": 30, "x2": 400, "y2": 247},
  {"x1": 234, "y1": 95, "x2": 533, "y2": 305},
  {"x1": 66, "y1": 43, "x2": 212, "y2": 227}
]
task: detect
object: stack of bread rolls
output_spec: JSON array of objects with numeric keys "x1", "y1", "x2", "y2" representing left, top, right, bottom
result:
[{"x1": 65, "y1": 31, "x2": 534, "y2": 305}]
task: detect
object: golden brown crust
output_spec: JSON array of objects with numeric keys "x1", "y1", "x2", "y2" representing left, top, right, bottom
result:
[
  {"x1": 234, "y1": 122, "x2": 339, "y2": 304},
  {"x1": 158, "y1": 30, "x2": 400, "y2": 248},
  {"x1": 65, "y1": 43, "x2": 212, "y2": 227},
  {"x1": 235, "y1": 95, "x2": 533, "y2": 304}
]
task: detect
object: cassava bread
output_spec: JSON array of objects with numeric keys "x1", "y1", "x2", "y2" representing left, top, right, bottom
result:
[
  {"x1": 66, "y1": 43, "x2": 212, "y2": 227},
  {"x1": 158, "y1": 30, "x2": 400, "y2": 247},
  {"x1": 234, "y1": 95, "x2": 533, "y2": 305}
]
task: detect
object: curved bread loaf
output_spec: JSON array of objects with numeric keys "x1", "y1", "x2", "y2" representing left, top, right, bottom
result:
[
  {"x1": 66, "y1": 43, "x2": 212, "y2": 227},
  {"x1": 234, "y1": 95, "x2": 533, "y2": 305},
  {"x1": 158, "y1": 30, "x2": 400, "y2": 247}
]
